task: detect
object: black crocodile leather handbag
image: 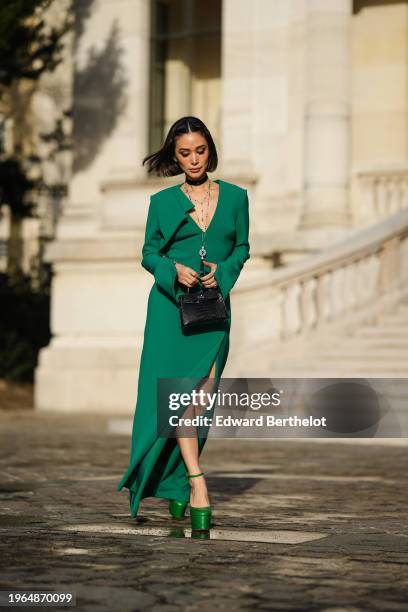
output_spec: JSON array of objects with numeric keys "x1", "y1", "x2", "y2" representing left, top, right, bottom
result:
[{"x1": 179, "y1": 285, "x2": 228, "y2": 332}]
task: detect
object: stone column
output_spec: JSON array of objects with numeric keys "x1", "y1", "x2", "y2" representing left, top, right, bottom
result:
[
  {"x1": 99, "y1": 0, "x2": 151, "y2": 230},
  {"x1": 299, "y1": 0, "x2": 352, "y2": 230},
  {"x1": 220, "y1": 0, "x2": 256, "y2": 179},
  {"x1": 56, "y1": 0, "x2": 151, "y2": 237},
  {"x1": 35, "y1": 0, "x2": 153, "y2": 413}
]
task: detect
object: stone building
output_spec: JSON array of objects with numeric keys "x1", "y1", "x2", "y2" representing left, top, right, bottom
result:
[{"x1": 35, "y1": 0, "x2": 408, "y2": 412}]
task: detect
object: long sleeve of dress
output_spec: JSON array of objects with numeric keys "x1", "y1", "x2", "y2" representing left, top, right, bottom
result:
[
  {"x1": 141, "y1": 197, "x2": 181, "y2": 303},
  {"x1": 214, "y1": 189, "x2": 250, "y2": 300}
]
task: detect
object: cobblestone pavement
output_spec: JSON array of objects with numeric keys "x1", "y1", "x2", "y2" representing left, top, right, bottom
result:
[{"x1": 0, "y1": 409, "x2": 407, "y2": 611}]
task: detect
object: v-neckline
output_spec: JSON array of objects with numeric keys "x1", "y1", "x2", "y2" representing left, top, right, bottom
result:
[{"x1": 178, "y1": 178, "x2": 222, "y2": 233}]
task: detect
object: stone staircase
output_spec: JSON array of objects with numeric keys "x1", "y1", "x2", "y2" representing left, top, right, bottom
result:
[
  {"x1": 232, "y1": 299, "x2": 408, "y2": 438},
  {"x1": 228, "y1": 209, "x2": 408, "y2": 436},
  {"x1": 234, "y1": 207, "x2": 408, "y2": 381},
  {"x1": 264, "y1": 299, "x2": 408, "y2": 378}
]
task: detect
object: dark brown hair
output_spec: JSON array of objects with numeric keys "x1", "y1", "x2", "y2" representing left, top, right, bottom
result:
[{"x1": 142, "y1": 116, "x2": 218, "y2": 177}]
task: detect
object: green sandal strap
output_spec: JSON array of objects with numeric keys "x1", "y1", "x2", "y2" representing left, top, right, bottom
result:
[{"x1": 187, "y1": 472, "x2": 204, "y2": 478}]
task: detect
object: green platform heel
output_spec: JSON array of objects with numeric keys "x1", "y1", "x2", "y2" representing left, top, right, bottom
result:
[
  {"x1": 169, "y1": 499, "x2": 188, "y2": 520},
  {"x1": 187, "y1": 472, "x2": 212, "y2": 531}
]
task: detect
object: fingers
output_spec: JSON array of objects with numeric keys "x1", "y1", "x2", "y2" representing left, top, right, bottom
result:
[
  {"x1": 187, "y1": 267, "x2": 199, "y2": 279},
  {"x1": 184, "y1": 270, "x2": 200, "y2": 288},
  {"x1": 177, "y1": 262, "x2": 218, "y2": 289},
  {"x1": 201, "y1": 278, "x2": 218, "y2": 289},
  {"x1": 176, "y1": 264, "x2": 200, "y2": 288},
  {"x1": 200, "y1": 261, "x2": 217, "y2": 282},
  {"x1": 200, "y1": 273, "x2": 217, "y2": 283},
  {"x1": 184, "y1": 277, "x2": 199, "y2": 288}
]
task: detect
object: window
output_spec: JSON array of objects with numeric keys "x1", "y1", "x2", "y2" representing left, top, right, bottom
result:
[{"x1": 149, "y1": 0, "x2": 222, "y2": 152}]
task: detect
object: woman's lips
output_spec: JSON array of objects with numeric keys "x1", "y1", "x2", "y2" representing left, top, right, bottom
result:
[{"x1": 190, "y1": 168, "x2": 201, "y2": 172}]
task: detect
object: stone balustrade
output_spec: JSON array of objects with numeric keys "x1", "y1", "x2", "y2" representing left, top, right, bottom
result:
[
  {"x1": 357, "y1": 167, "x2": 408, "y2": 223},
  {"x1": 238, "y1": 208, "x2": 408, "y2": 345}
]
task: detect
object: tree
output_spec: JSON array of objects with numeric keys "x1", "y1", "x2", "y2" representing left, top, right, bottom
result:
[
  {"x1": 0, "y1": 0, "x2": 71, "y2": 89},
  {"x1": 0, "y1": 1, "x2": 73, "y2": 383},
  {"x1": 0, "y1": 0, "x2": 73, "y2": 283}
]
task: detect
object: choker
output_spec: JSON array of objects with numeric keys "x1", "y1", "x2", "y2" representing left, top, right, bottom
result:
[{"x1": 185, "y1": 172, "x2": 208, "y2": 186}]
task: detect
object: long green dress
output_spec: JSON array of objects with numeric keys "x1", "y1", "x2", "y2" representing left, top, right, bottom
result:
[{"x1": 117, "y1": 178, "x2": 250, "y2": 517}]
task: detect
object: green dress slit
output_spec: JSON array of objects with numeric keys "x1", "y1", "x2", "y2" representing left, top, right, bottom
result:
[{"x1": 117, "y1": 179, "x2": 250, "y2": 518}]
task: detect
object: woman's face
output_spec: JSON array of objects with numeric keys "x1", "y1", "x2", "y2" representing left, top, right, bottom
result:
[{"x1": 174, "y1": 132, "x2": 209, "y2": 181}]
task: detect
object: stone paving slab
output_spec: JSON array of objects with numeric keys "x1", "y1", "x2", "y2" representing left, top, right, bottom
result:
[
  {"x1": 58, "y1": 523, "x2": 327, "y2": 545},
  {"x1": 0, "y1": 409, "x2": 407, "y2": 611}
]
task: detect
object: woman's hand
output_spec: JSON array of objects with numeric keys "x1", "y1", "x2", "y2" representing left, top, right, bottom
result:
[
  {"x1": 175, "y1": 262, "x2": 200, "y2": 288},
  {"x1": 200, "y1": 260, "x2": 218, "y2": 289}
]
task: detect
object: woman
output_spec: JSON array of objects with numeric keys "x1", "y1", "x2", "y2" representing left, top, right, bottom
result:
[{"x1": 117, "y1": 116, "x2": 250, "y2": 531}]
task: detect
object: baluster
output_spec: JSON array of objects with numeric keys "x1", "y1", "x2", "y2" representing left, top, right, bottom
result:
[
  {"x1": 400, "y1": 235, "x2": 408, "y2": 280},
  {"x1": 315, "y1": 274, "x2": 326, "y2": 327},
  {"x1": 309, "y1": 277, "x2": 318, "y2": 328},
  {"x1": 279, "y1": 286, "x2": 287, "y2": 340},
  {"x1": 302, "y1": 277, "x2": 317, "y2": 330},
  {"x1": 376, "y1": 177, "x2": 388, "y2": 219}
]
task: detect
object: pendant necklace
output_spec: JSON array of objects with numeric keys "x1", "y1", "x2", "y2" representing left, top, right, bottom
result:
[{"x1": 183, "y1": 179, "x2": 213, "y2": 276}]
